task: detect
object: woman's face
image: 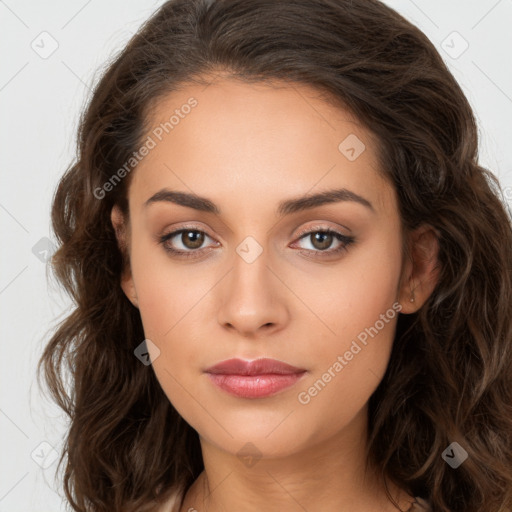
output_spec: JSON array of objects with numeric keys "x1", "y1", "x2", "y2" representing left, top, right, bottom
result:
[{"x1": 113, "y1": 78, "x2": 414, "y2": 459}]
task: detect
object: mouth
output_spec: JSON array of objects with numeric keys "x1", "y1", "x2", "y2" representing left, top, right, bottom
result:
[{"x1": 204, "y1": 358, "x2": 307, "y2": 399}]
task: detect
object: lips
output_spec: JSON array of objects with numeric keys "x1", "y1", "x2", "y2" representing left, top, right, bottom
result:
[
  {"x1": 204, "y1": 358, "x2": 306, "y2": 376},
  {"x1": 204, "y1": 358, "x2": 307, "y2": 399}
]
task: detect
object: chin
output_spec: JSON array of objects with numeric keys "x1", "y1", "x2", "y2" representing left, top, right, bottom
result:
[{"x1": 195, "y1": 413, "x2": 315, "y2": 459}]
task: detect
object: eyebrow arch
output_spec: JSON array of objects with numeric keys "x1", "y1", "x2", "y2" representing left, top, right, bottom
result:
[{"x1": 144, "y1": 187, "x2": 375, "y2": 216}]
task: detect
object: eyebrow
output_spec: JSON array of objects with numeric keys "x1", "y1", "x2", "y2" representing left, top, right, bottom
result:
[{"x1": 144, "y1": 187, "x2": 375, "y2": 216}]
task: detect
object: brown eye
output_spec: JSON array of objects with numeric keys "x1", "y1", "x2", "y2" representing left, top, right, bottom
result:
[
  {"x1": 309, "y1": 231, "x2": 334, "y2": 251},
  {"x1": 292, "y1": 228, "x2": 355, "y2": 259},
  {"x1": 180, "y1": 230, "x2": 205, "y2": 249},
  {"x1": 159, "y1": 228, "x2": 216, "y2": 258}
]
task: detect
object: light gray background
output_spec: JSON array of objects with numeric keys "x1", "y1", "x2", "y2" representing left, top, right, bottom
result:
[{"x1": 1, "y1": 0, "x2": 511, "y2": 510}]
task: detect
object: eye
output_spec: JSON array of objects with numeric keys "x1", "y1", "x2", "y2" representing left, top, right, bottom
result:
[
  {"x1": 292, "y1": 227, "x2": 355, "y2": 258},
  {"x1": 159, "y1": 227, "x2": 217, "y2": 259}
]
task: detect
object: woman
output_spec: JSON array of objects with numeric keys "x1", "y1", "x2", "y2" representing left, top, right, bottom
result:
[{"x1": 39, "y1": 0, "x2": 512, "y2": 511}]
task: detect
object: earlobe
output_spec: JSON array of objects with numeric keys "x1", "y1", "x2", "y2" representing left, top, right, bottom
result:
[
  {"x1": 110, "y1": 205, "x2": 139, "y2": 309},
  {"x1": 398, "y1": 224, "x2": 441, "y2": 314}
]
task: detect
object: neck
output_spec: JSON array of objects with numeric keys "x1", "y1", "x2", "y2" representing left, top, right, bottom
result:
[{"x1": 179, "y1": 407, "x2": 415, "y2": 512}]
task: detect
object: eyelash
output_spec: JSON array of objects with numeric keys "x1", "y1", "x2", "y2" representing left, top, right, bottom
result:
[{"x1": 158, "y1": 225, "x2": 355, "y2": 260}]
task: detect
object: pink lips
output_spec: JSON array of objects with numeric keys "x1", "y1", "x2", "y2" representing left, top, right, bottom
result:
[{"x1": 204, "y1": 358, "x2": 307, "y2": 399}]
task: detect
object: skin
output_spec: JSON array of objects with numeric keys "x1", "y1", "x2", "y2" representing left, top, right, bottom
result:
[{"x1": 111, "y1": 77, "x2": 440, "y2": 512}]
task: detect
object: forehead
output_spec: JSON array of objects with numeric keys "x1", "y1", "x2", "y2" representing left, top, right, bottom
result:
[{"x1": 128, "y1": 78, "x2": 395, "y2": 217}]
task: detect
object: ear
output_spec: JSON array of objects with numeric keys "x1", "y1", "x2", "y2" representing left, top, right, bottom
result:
[
  {"x1": 397, "y1": 224, "x2": 441, "y2": 314},
  {"x1": 111, "y1": 205, "x2": 139, "y2": 309}
]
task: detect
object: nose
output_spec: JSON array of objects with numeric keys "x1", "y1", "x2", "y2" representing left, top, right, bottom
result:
[{"x1": 217, "y1": 249, "x2": 289, "y2": 338}]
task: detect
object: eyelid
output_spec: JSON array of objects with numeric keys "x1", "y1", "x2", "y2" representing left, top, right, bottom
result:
[
  {"x1": 293, "y1": 222, "x2": 351, "y2": 238},
  {"x1": 289, "y1": 225, "x2": 354, "y2": 258},
  {"x1": 158, "y1": 223, "x2": 218, "y2": 247}
]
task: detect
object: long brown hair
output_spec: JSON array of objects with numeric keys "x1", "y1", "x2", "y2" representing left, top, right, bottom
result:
[{"x1": 38, "y1": 0, "x2": 512, "y2": 511}]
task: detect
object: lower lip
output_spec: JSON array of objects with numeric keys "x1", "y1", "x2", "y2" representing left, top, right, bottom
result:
[{"x1": 206, "y1": 372, "x2": 306, "y2": 398}]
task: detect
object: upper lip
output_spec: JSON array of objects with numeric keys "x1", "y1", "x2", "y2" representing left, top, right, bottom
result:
[{"x1": 205, "y1": 358, "x2": 306, "y2": 375}]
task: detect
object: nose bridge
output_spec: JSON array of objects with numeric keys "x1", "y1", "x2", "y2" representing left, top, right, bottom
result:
[
  {"x1": 230, "y1": 234, "x2": 274, "y2": 310},
  {"x1": 217, "y1": 233, "x2": 287, "y2": 335}
]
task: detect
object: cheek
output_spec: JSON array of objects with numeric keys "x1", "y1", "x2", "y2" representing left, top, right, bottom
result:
[
  {"x1": 291, "y1": 232, "x2": 402, "y2": 418},
  {"x1": 131, "y1": 248, "x2": 209, "y2": 420},
  {"x1": 130, "y1": 236, "x2": 206, "y2": 338},
  {"x1": 129, "y1": 238, "x2": 218, "y2": 386},
  {"x1": 292, "y1": 227, "x2": 403, "y2": 352}
]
